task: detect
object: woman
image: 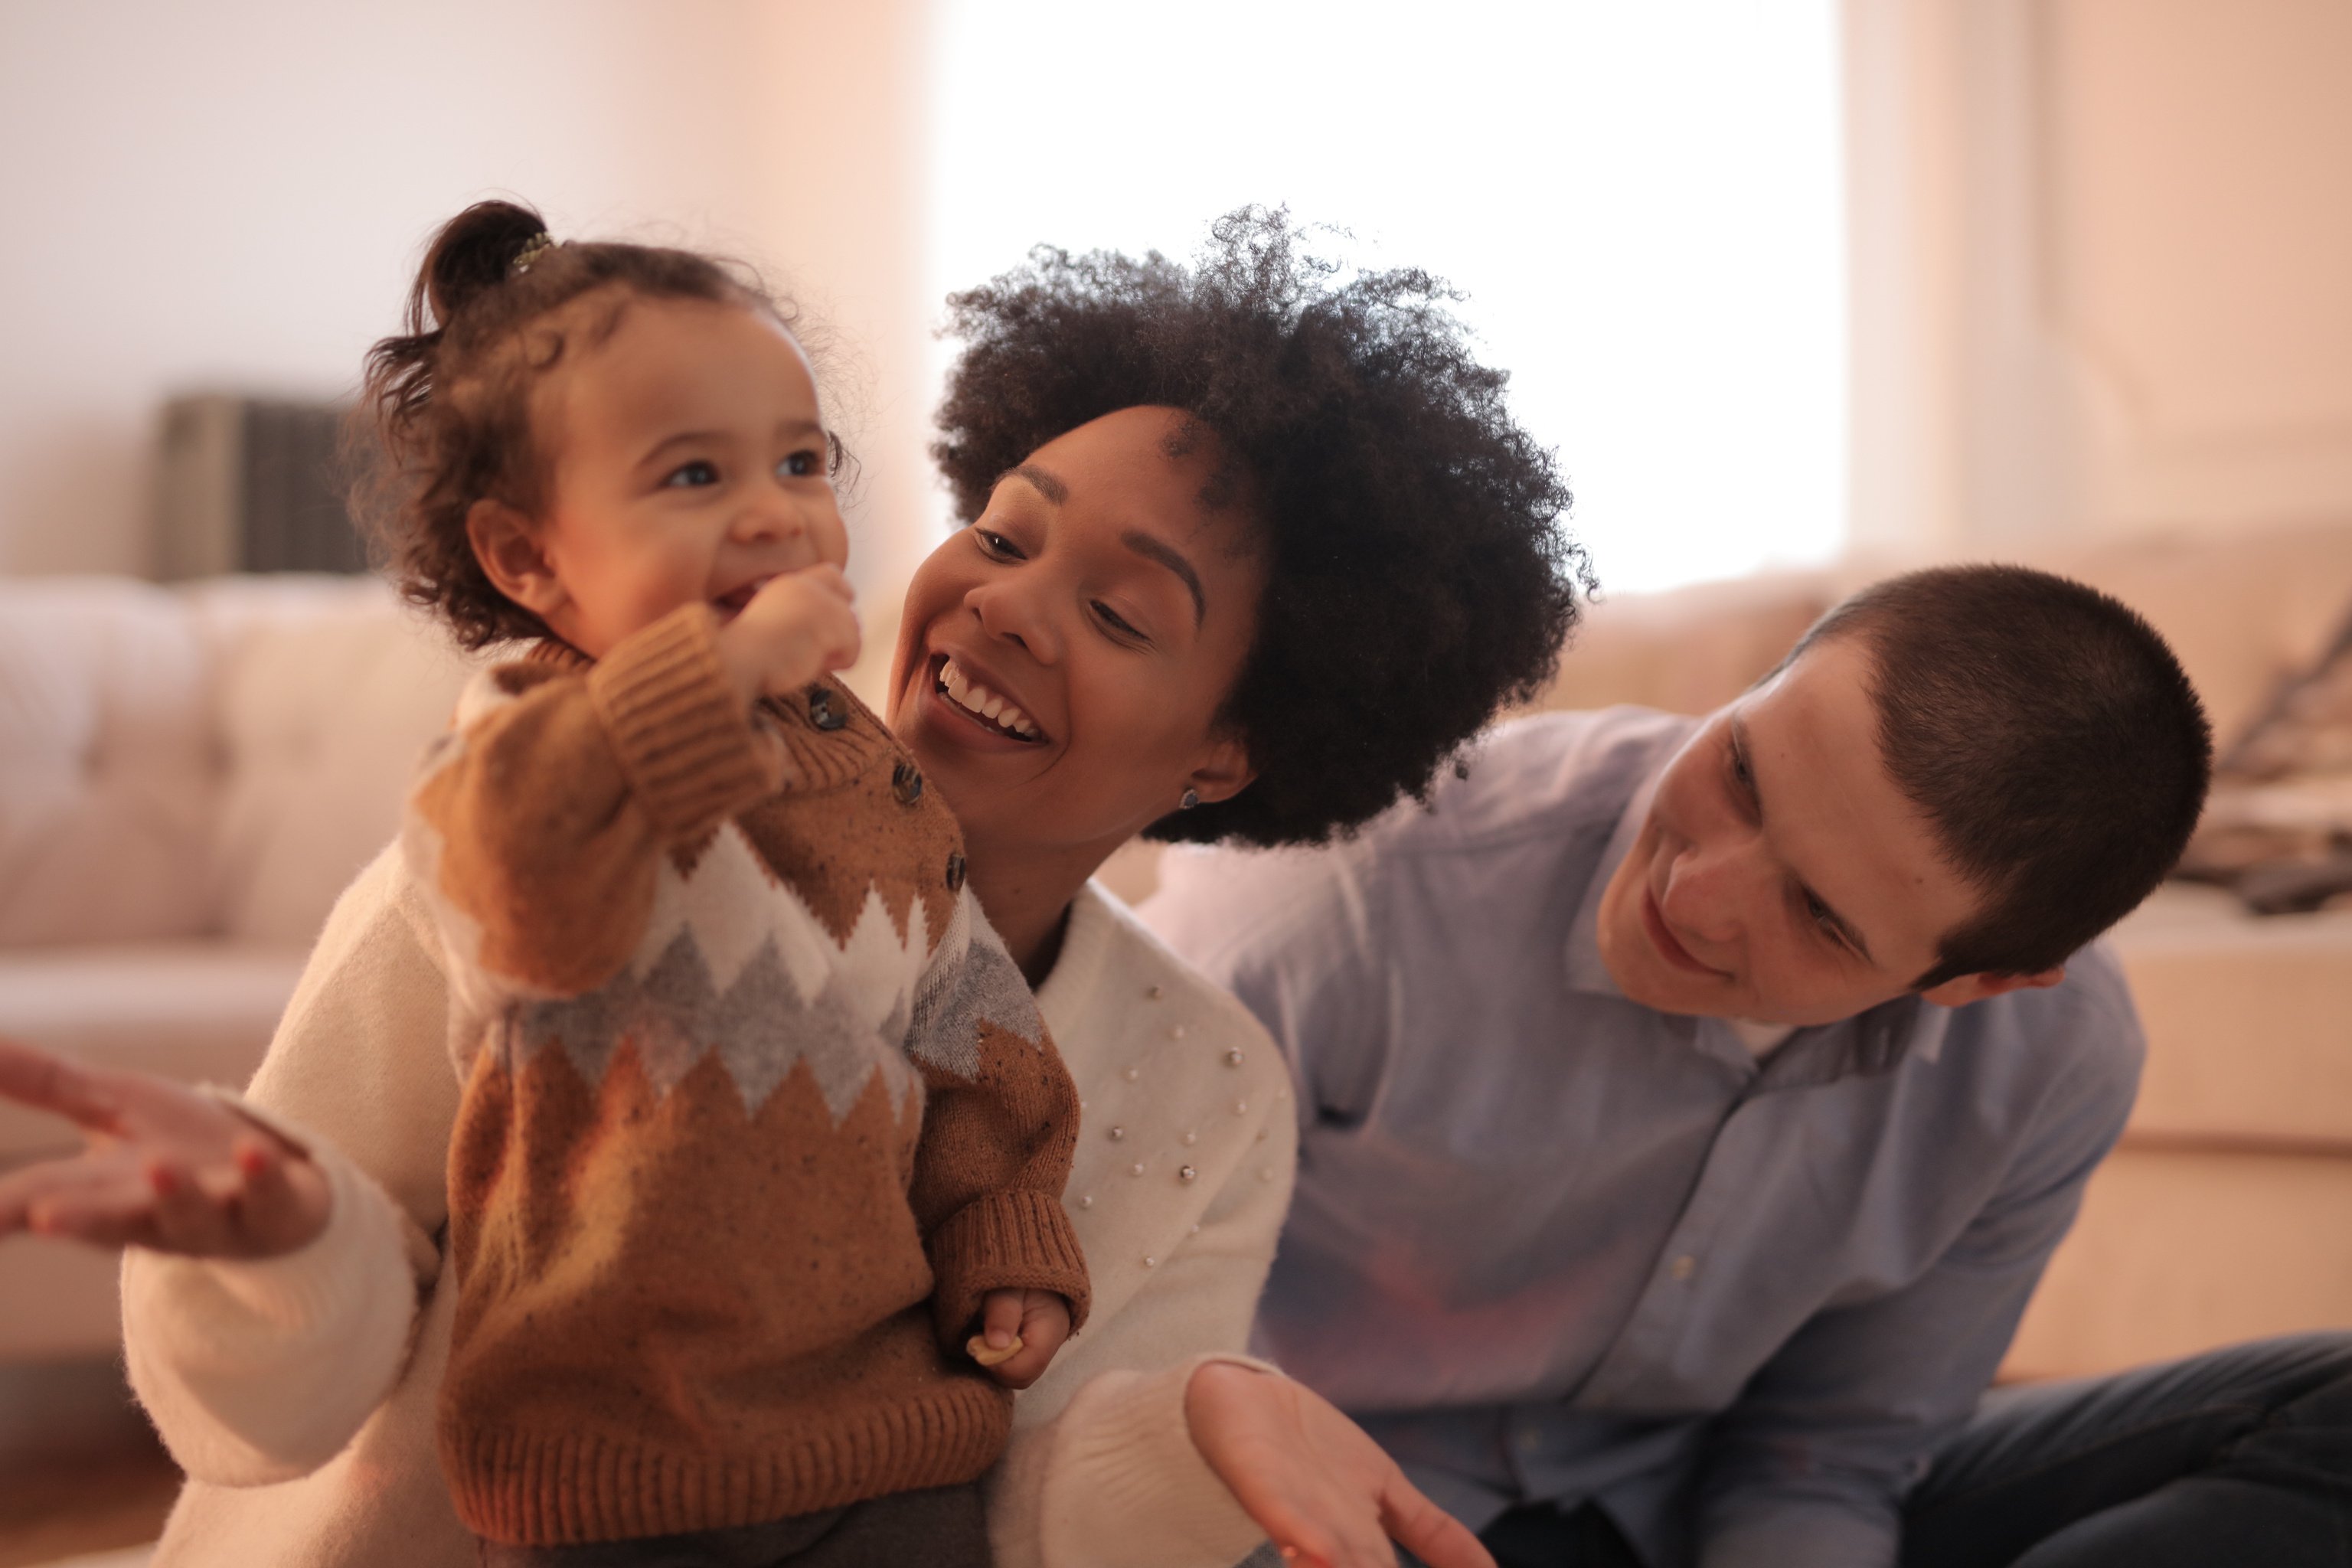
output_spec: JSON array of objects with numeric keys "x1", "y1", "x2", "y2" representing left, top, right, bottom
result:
[{"x1": 0, "y1": 211, "x2": 1586, "y2": 1568}]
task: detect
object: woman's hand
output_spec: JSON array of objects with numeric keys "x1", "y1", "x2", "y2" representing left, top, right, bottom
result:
[
  {"x1": 0, "y1": 1037, "x2": 330, "y2": 1259},
  {"x1": 1187, "y1": 1361, "x2": 1496, "y2": 1568}
]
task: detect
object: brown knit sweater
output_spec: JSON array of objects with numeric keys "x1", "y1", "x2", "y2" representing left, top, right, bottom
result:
[{"x1": 400, "y1": 604, "x2": 1089, "y2": 1547}]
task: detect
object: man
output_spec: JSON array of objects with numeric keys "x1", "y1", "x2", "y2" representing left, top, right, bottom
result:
[{"x1": 1143, "y1": 565, "x2": 2352, "y2": 1567}]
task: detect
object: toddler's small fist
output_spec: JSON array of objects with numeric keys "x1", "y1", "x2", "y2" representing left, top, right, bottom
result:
[
  {"x1": 717, "y1": 566, "x2": 860, "y2": 707},
  {"x1": 972, "y1": 1288, "x2": 1072, "y2": 1389}
]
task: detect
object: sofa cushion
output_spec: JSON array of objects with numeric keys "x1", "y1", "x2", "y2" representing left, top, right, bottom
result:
[
  {"x1": 2107, "y1": 883, "x2": 2352, "y2": 1145},
  {"x1": 1530, "y1": 569, "x2": 1834, "y2": 718},
  {"x1": 0, "y1": 578, "x2": 221, "y2": 946},
  {"x1": 1527, "y1": 518, "x2": 2352, "y2": 753},
  {"x1": 2014, "y1": 518, "x2": 2352, "y2": 754},
  {"x1": 2004, "y1": 1145, "x2": 2352, "y2": 1381},
  {"x1": 0, "y1": 941, "x2": 308, "y2": 1163},
  {"x1": 187, "y1": 577, "x2": 474, "y2": 946},
  {"x1": 0, "y1": 574, "x2": 476, "y2": 953}
]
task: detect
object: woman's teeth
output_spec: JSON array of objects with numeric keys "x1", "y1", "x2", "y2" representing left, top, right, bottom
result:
[{"x1": 939, "y1": 658, "x2": 1040, "y2": 738}]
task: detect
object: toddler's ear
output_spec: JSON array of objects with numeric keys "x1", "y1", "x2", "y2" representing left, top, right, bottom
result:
[{"x1": 466, "y1": 498, "x2": 568, "y2": 621}]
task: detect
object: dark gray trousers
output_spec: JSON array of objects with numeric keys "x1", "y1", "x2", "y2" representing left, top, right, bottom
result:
[{"x1": 1333, "y1": 1334, "x2": 2352, "y2": 1568}]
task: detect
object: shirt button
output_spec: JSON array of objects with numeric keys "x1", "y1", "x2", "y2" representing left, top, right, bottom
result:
[
  {"x1": 808, "y1": 688, "x2": 846, "y2": 730},
  {"x1": 891, "y1": 762, "x2": 924, "y2": 805},
  {"x1": 1670, "y1": 1254, "x2": 1697, "y2": 1282}
]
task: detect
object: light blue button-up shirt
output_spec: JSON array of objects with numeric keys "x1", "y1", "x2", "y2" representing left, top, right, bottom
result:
[{"x1": 1141, "y1": 708, "x2": 2144, "y2": 1568}]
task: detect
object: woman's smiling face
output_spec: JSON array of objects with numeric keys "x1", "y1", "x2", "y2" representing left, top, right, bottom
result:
[{"x1": 887, "y1": 405, "x2": 1266, "y2": 864}]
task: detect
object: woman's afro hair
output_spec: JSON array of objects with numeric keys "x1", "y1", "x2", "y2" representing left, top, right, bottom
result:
[{"x1": 933, "y1": 207, "x2": 1593, "y2": 848}]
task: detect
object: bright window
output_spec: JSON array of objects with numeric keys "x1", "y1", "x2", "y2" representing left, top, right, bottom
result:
[{"x1": 928, "y1": 2, "x2": 1847, "y2": 594}]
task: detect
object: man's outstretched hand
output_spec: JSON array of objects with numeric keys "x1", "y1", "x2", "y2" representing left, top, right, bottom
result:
[
  {"x1": 1187, "y1": 1361, "x2": 1496, "y2": 1568},
  {"x1": 0, "y1": 1037, "x2": 328, "y2": 1259}
]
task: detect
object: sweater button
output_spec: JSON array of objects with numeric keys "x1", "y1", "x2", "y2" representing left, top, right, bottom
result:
[
  {"x1": 945, "y1": 853, "x2": 967, "y2": 893},
  {"x1": 808, "y1": 688, "x2": 846, "y2": 730},
  {"x1": 891, "y1": 762, "x2": 924, "y2": 805}
]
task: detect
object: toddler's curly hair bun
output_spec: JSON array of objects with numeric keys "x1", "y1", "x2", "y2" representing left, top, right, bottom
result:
[
  {"x1": 417, "y1": 199, "x2": 554, "y2": 325},
  {"x1": 350, "y1": 199, "x2": 805, "y2": 650}
]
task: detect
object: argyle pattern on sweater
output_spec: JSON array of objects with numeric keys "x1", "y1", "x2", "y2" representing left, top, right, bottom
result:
[{"x1": 403, "y1": 606, "x2": 1088, "y2": 1547}]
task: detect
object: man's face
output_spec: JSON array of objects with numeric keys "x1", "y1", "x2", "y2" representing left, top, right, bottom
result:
[{"x1": 1596, "y1": 636, "x2": 2006, "y2": 1026}]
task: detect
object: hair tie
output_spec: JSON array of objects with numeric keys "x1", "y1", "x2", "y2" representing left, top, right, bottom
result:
[{"x1": 511, "y1": 233, "x2": 558, "y2": 276}]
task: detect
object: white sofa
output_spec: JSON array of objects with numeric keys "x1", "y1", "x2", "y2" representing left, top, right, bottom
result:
[{"x1": 0, "y1": 575, "x2": 474, "y2": 1358}]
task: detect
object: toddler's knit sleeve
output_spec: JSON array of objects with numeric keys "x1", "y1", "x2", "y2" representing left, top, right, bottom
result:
[
  {"x1": 905, "y1": 894, "x2": 1091, "y2": 1345},
  {"x1": 403, "y1": 606, "x2": 773, "y2": 1005}
]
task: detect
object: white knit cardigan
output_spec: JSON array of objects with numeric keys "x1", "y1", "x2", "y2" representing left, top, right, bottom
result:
[{"x1": 122, "y1": 844, "x2": 1297, "y2": 1568}]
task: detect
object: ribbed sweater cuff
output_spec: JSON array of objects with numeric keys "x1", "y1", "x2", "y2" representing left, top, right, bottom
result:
[
  {"x1": 121, "y1": 1122, "x2": 418, "y2": 1481},
  {"x1": 929, "y1": 1189, "x2": 1093, "y2": 1345},
  {"x1": 1032, "y1": 1354, "x2": 1278, "y2": 1566},
  {"x1": 586, "y1": 604, "x2": 773, "y2": 842}
]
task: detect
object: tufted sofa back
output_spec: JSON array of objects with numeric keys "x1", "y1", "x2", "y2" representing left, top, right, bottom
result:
[
  {"x1": 0, "y1": 575, "x2": 477, "y2": 951},
  {"x1": 1532, "y1": 516, "x2": 2352, "y2": 756}
]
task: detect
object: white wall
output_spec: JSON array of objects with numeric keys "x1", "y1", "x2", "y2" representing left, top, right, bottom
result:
[
  {"x1": 930, "y1": 1, "x2": 1849, "y2": 596},
  {"x1": 0, "y1": 0, "x2": 936, "y2": 614},
  {"x1": 1846, "y1": 0, "x2": 2352, "y2": 552}
]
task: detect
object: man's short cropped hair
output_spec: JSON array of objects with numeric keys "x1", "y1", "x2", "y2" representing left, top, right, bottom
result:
[{"x1": 1788, "y1": 564, "x2": 2213, "y2": 988}]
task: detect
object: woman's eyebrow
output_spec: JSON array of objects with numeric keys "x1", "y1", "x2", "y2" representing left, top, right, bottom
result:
[
  {"x1": 1008, "y1": 462, "x2": 1068, "y2": 504},
  {"x1": 998, "y1": 463, "x2": 1207, "y2": 627},
  {"x1": 1121, "y1": 530, "x2": 1206, "y2": 628}
]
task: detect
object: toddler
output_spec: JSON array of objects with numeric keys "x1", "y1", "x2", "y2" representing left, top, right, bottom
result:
[{"x1": 371, "y1": 201, "x2": 1089, "y2": 1564}]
